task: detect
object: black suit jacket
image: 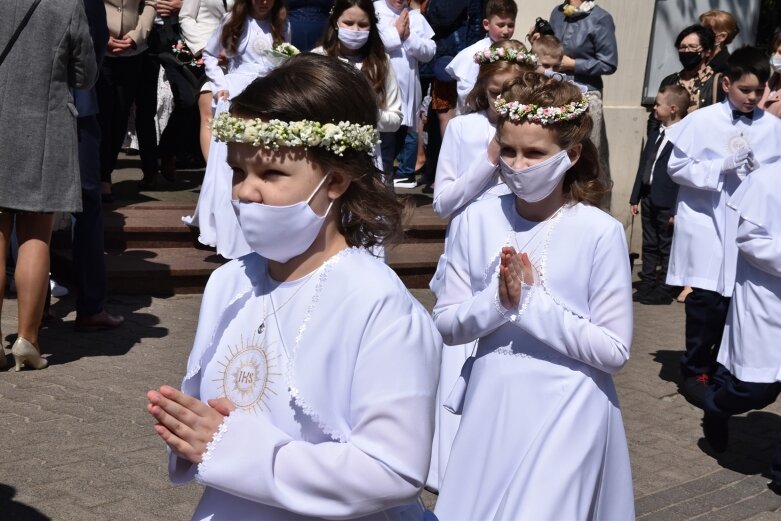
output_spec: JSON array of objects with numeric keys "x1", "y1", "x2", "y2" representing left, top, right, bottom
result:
[{"x1": 629, "y1": 126, "x2": 679, "y2": 209}]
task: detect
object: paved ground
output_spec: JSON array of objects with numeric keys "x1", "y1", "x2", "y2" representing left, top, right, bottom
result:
[{"x1": 2, "y1": 163, "x2": 781, "y2": 519}]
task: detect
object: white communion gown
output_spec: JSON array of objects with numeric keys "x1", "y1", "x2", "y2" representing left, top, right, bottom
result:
[
  {"x1": 432, "y1": 195, "x2": 635, "y2": 520},
  {"x1": 182, "y1": 16, "x2": 290, "y2": 259},
  {"x1": 168, "y1": 247, "x2": 441, "y2": 520},
  {"x1": 427, "y1": 110, "x2": 508, "y2": 491}
]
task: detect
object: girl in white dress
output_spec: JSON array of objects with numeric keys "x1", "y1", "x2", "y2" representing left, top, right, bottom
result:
[
  {"x1": 427, "y1": 39, "x2": 537, "y2": 492},
  {"x1": 433, "y1": 72, "x2": 635, "y2": 520},
  {"x1": 183, "y1": 0, "x2": 290, "y2": 259},
  {"x1": 312, "y1": 0, "x2": 403, "y2": 167},
  {"x1": 147, "y1": 54, "x2": 440, "y2": 521}
]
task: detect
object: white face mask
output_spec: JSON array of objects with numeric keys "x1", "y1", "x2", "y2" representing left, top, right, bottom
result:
[
  {"x1": 499, "y1": 150, "x2": 572, "y2": 203},
  {"x1": 231, "y1": 174, "x2": 334, "y2": 263},
  {"x1": 338, "y1": 27, "x2": 370, "y2": 50},
  {"x1": 771, "y1": 56, "x2": 781, "y2": 73}
]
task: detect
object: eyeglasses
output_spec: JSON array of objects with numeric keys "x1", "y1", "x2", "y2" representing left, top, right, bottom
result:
[{"x1": 678, "y1": 45, "x2": 703, "y2": 52}]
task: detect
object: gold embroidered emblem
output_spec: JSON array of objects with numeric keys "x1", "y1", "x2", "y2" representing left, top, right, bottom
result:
[{"x1": 216, "y1": 334, "x2": 280, "y2": 413}]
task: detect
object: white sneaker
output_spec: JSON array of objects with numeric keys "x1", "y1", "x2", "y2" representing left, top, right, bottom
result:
[{"x1": 50, "y1": 279, "x2": 69, "y2": 297}]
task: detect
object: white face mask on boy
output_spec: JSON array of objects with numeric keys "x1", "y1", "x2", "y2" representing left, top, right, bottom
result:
[
  {"x1": 498, "y1": 150, "x2": 572, "y2": 203},
  {"x1": 771, "y1": 56, "x2": 781, "y2": 73},
  {"x1": 338, "y1": 28, "x2": 370, "y2": 50},
  {"x1": 231, "y1": 174, "x2": 334, "y2": 263}
]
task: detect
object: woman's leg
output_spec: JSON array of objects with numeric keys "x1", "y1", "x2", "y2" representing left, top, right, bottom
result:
[
  {"x1": 14, "y1": 213, "x2": 54, "y2": 347},
  {"x1": 198, "y1": 91, "x2": 213, "y2": 161},
  {"x1": 0, "y1": 214, "x2": 12, "y2": 319}
]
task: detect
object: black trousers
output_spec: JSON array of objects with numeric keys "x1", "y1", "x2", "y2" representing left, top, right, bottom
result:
[
  {"x1": 682, "y1": 288, "x2": 731, "y2": 377},
  {"x1": 97, "y1": 55, "x2": 147, "y2": 183},
  {"x1": 705, "y1": 365, "x2": 781, "y2": 482},
  {"x1": 638, "y1": 197, "x2": 673, "y2": 287},
  {"x1": 380, "y1": 126, "x2": 410, "y2": 177},
  {"x1": 74, "y1": 116, "x2": 107, "y2": 316}
]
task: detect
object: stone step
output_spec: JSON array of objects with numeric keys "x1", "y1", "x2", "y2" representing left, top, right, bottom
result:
[{"x1": 52, "y1": 241, "x2": 444, "y2": 295}]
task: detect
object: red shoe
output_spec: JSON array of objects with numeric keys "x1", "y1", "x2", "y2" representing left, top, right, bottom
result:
[{"x1": 74, "y1": 310, "x2": 125, "y2": 332}]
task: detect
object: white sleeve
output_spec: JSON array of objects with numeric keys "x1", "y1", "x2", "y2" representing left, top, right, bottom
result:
[
  {"x1": 402, "y1": 16, "x2": 435, "y2": 63},
  {"x1": 499, "y1": 222, "x2": 633, "y2": 374},
  {"x1": 433, "y1": 125, "x2": 497, "y2": 218},
  {"x1": 377, "y1": 64, "x2": 403, "y2": 132},
  {"x1": 178, "y1": 0, "x2": 202, "y2": 52},
  {"x1": 194, "y1": 312, "x2": 438, "y2": 518},
  {"x1": 667, "y1": 145, "x2": 725, "y2": 192},
  {"x1": 432, "y1": 210, "x2": 509, "y2": 345},
  {"x1": 378, "y1": 18, "x2": 402, "y2": 51},
  {"x1": 203, "y1": 16, "x2": 228, "y2": 92},
  {"x1": 736, "y1": 219, "x2": 781, "y2": 276}
]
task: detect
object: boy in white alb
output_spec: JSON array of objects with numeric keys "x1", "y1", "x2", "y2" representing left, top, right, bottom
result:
[
  {"x1": 699, "y1": 161, "x2": 781, "y2": 498},
  {"x1": 374, "y1": 0, "x2": 435, "y2": 179},
  {"x1": 445, "y1": 0, "x2": 517, "y2": 114},
  {"x1": 664, "y1": 47, "x2": 781, "y2": 404}
]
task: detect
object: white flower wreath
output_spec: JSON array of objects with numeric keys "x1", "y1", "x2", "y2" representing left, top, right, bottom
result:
[
  {"x1": 494, "y1": 95, "x2": 590, "y2": 125},
  {"x1": 211, "y1": 112, "x2": 379, "y2": 156},
  {"x1": 473, "y1": 46, "x2": 539, "y2": 68}
]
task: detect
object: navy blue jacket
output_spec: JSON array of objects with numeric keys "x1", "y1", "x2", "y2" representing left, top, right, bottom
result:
[
  {"x1": 629, "y1": 125, "x2": 679, "y2": 209},
  {"x1": 73, "y1": 0, "x2": 108, "y2": 117}
]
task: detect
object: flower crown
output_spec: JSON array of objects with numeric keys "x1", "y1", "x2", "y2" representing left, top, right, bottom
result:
[
  {"x1": 211, "y1": 112, "x2": 378, "y2": 156},
  {"x1": 494, "y1": 95, "x2": 589, "y2": 125},
  {"x1": 473, "y1": 47, "x2": 539, "y2": 68}
]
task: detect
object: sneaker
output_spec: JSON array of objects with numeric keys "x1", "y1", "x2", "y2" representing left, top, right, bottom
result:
[
  {"x1": 638, "y1": 286, "x2": 673, "y2": 305},
  {"x1": 632, "y1": 283, "x2": 654, "y2": 302},
  {"x1": 702, "y1": 412, "x2": 728, "y2": 453},
  {"x1": 393, "y1": 175, "x2": 417, "y2": 189},
  {"x1": 50, "y1": 279, "x2": 68, "y2": 298}
]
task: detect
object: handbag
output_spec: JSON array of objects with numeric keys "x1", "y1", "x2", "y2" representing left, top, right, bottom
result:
[{"x1": 0, "y1": 0, "x2": 43, "y2": 67}]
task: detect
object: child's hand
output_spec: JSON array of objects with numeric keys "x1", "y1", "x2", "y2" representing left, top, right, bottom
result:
[
  {"x1": 498, "y1": 247, "x2": 534, "y2": 310},
  {"x1": 722, "y1": 147, "x2": 752, "y2": 173},
  {"x1": 395, "y1": 10, "x2": 410, "y2": 40},
  {"x1": 147, "y1": 386, "x2": 236, "y2": 463},
  {"x1": 214, "y1": 89, "x2": 229, "y2": 102},
  {"x1": 630, "y1": 204, "x2": 638, "y2": 216}
]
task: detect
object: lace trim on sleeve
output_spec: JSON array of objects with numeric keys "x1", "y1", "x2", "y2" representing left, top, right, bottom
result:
[{"x1": 195, "y1": 415, "x2": 232, "y2": 482}]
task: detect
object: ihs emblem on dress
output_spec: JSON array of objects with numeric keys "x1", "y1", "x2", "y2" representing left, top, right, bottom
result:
[
  {"x1": 216, "y1": 334, "x2": 280, "y2": 413},
  {"x1": 727, "y1": 133, "x2": 751, "y2": 154}
]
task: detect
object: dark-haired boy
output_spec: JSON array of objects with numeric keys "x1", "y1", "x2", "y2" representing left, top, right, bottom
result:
[
  {"x1": 664, "y1": 46, "x2": 781, "y2": 404},
  {"x1": 445, "y1": 0, "x2": 517, "y2": 113},
  {"x1": 630, "y1": 85, "x2": 690, "y2": 305}
]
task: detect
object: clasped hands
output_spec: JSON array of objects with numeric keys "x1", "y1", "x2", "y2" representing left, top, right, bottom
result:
[
  {"x1": 498, "y1": 246, "x2": 535, "y2": 310},
  {"x1": 723, "y1": 147, "x2": 756, "y2": 173},
  {"x1": 394, "y1": 8, "x2": 411, "y2": 41},
  {"x1": 147, "y1": 385, "x2": 236, "y2": 463}
]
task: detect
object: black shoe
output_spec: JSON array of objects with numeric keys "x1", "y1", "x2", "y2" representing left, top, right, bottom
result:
[
  {"x1": 421, "y1": 184, "x2": 434, "y2": 195},
  {"x1": 767, "y1": 481, "x2": 781, "y2": 495},
  {"x1": 680, "y1": 373, "x2": 710, "y2": 408},
  {"x1": 639, "y1": 287, "x2": 674, "y2": 305},
  {"x1": 632, "y1": 284, "x2": 654, "y2": 302},
  {"x1": 702, "y1": 412, "x2": 728, "y2": 453}
]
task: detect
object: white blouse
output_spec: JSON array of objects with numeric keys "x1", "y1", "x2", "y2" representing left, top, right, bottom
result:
[
  {"x1": 168, "y1": 248, "x2": 441, "y2": 520},
  {"x1": 374, "y1": 2, "x2": 435, "y2": 127},
  {"x1": 179, "y1": 0, "x2": 235, "y2": 54},
  {"x1": 666, "y1": 101, "x2": 781, "y2": 296}
]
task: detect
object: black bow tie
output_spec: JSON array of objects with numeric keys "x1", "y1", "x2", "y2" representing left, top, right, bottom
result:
[{"x1": 732, "y1": 109, "x2": 754, "y2": 121}]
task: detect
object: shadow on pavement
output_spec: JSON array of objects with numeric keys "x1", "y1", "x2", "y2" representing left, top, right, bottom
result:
[
  {"x1": 651, "y1": 349, "x2": 682, "y2": 385},
  {"x1": 0, "y1": 484, "x2": 50, "y2": 521},
  {"x1": 6, "y1": 295, "x2": 170, "y2": 366}
]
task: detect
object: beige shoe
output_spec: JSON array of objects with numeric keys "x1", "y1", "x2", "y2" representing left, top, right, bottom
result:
[{"x1": 11, "y1": 337, "x2": 48, "y2": 371}]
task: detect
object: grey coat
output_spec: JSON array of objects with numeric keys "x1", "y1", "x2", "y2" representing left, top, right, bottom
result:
[{"x1": 0, "y1": 0, "x2": 98, "y2": 212}]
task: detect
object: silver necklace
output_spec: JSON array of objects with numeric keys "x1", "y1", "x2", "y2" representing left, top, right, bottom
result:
[{"x1": 258, "y1": 270, "x2": 318, "y2": 336}]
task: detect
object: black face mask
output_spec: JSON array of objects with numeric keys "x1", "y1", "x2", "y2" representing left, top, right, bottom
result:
[{"x1": 678, "y1": 51, "x2": 702, "y2": 71}]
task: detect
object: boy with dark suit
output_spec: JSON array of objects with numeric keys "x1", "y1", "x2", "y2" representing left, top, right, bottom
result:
[{"x1": 630, "y1": 85, "x2": 690, "y2": 305}]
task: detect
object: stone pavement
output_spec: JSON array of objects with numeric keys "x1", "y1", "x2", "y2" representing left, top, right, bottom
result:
[{"x1": 2, "y1": 289, "x2": 781, "y2": 520}]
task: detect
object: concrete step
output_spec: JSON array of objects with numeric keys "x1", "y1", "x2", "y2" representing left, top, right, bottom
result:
[{"x1": 53, "y1": 241, "x2": 444, "y2": 295}]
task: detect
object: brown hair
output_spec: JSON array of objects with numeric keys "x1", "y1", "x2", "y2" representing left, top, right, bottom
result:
[
  {"x1": 465, "y1": 40, "x2": 536, "y2": 113},
  {"x1": 221, "y1": 0, "x2": 287, "y2": 55},
  {"x1": 485, "y1": 0, "x2": 518, "y2": 20},
  {"x1": 659, "y1": 84, "x2": 690, "y2": 115},
  {"x1": 230, "y1": 54, "x2": 403, "y2": 248},
  {"x1": 496, "y1": 72, "x2": 608, "y2": 207},
  {"x1": 531, "y1": 35, "x2": 564, "y2": 61},
  {"x1": 699, "y1": 10, "x2": 739, "y2": 46},
  {"x1": 318, "y1": 0, "x2": 390, "y2": 106}
]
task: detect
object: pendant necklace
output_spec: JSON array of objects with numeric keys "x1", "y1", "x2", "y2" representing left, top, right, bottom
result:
[{"x1": 257, "y1": 269, "x2": 318, "y2": 337}]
